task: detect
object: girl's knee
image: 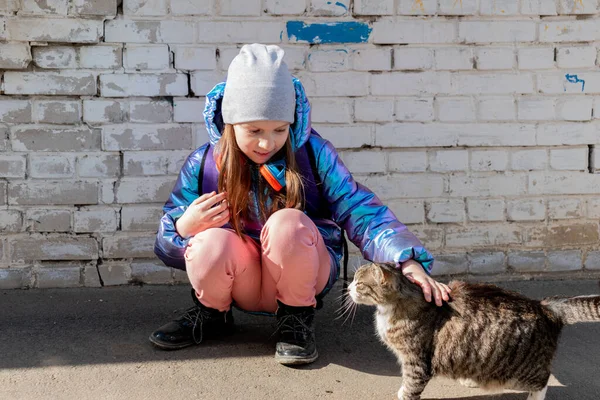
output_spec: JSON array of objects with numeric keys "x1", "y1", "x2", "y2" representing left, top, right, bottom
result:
[
  {"x1": 185, "y1": 228, "x2": 240, "y2": 266},
  {"x1": 262, "y1": 209, "x2": 316, "y2": 243}
]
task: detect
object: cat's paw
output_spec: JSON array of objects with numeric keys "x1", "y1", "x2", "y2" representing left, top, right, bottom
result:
[
  {"x1": 397, "y1": 386, "x2": 404, "y2": 400},
  {"x1": 458, "y1": 378, "x2": 480, "y2": 388}
]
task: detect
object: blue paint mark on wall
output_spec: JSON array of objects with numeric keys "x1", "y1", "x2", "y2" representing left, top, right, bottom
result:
[
  {"x1": 286, "y1": 21, "x2": 371, "y2": 44},
  {"x1": 565, "y1": 74, "x2": 585, "y2": 92}
]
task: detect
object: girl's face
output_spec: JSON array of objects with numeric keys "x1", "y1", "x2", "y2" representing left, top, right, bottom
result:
[{"x1": 233, "y1": 121, "x2": 290, "y2": 164}]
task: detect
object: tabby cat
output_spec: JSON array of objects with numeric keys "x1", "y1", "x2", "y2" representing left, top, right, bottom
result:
[{"x1": 348, "y1": 262, "x2": 600, "y2": 400}]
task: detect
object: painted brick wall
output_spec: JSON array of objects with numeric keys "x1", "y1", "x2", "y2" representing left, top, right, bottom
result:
[{"x1": 1, "y1": 0, "x2": 600, "y2": 288}]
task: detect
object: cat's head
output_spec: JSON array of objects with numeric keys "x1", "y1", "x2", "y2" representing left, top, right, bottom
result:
[{"x1": 348, "y1": 262, "x2": 420, "y2": 306}]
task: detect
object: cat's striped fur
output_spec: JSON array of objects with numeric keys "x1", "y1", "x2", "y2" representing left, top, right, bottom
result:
[{"x1": 348, "y1": 262, "x2": 600, "y2": 400}]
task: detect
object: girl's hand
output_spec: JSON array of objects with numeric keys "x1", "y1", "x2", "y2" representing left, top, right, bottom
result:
[
  {"x1": 400, "y1": 259, "x2": 451, "y2": 307},
  {"x1": 175, "y1": 191, "x2": 230, "y2": 238}
]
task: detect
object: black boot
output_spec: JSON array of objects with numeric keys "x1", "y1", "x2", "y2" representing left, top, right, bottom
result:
[
  {"x1": 275, "y1": 300, "x2": 318, "y2": 365},
  {"x1": 149, "y1": 289, "x2": 234, "y2": 350}
]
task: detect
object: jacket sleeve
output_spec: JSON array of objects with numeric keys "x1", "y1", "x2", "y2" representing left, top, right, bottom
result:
[
  {"x1": 311, "y1": 137, "x2": 434, "y2": 273},
  {"x1": 154, "y1": 145, "x2": 206, "y2": 270}
]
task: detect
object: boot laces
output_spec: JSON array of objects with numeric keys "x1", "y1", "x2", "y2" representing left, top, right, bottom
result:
[
  {"x1": 180, "y1": 306, "x2": 215, "y2": 345},
  {"x1": 276, "y1": 313, "x2": 312, "y2": 342}
]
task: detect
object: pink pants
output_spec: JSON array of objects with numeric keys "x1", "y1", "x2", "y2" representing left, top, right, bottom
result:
[{"x1": 184, "y1": 209, "x2": 333, "y2": 313}]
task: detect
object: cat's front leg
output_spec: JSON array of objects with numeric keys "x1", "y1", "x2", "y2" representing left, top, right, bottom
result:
[{"x1": 397, "y1": 363, "x2": 430, "y2": 400}]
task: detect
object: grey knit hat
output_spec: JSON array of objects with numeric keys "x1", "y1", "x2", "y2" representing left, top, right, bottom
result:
[{"x1": 221, "y1": 44, "x2": 296, "y2": 125}]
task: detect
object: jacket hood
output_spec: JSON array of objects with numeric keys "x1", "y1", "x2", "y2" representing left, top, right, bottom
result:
[{"x1": 203, "y1": 77, "x2": 312, "y2": 151}]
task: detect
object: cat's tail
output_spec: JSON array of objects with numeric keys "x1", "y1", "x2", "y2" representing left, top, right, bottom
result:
[{"x1": 542, "y1": 295, "x2": 600, "y2": 324}]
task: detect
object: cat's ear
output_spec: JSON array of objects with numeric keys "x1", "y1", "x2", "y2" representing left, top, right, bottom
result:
[{"x1": 377, "y1": 264, "x2": 395, "y2": 285}]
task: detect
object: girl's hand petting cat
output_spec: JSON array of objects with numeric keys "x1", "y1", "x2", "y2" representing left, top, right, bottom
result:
[
  {"x1": 400, "y1": 260, "x2": 451, "y2": 307},
  {"x1": 175, "y1": 191, "x2": 230, "y2": 238}
]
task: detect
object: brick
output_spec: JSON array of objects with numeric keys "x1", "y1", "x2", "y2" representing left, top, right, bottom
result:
[
  {"x1": 131, "y1": 260, "x2": 172, "y2": 284},
  {"x1": 197, "y1": 21, "x2": 283, "y2": 44},
  {"x1": 4, "y1": 72, "x2": 95, "y2": 95},
  {"x1": 475, "y1": 47, "x2": 515, "y2": 70},
  {"x1": 478, "y1": 97, "x2": 516, "y2": 121},
  {"x1": 100, "y1": 180, "x2": 117, "y2": 204},
  {"x1": 360, "y1": 174, "x2": 445, "y2": 199},
  {"x1": 449, "y1": 174, "x2": 528, "y2": 197},
  {"x1": 21, "y1": 0, "x2": 67, "y2": 14},
  {"x1": 308, "y1": 49, "x2": 349, "y2": 72},
  {"x1": 538, "y1": 121, "x2": 596, "y2": 147},
  {"x1": 467, "y1": 199, "x2": 505, "y2": 222},
  {"x1": 437, "y1": 97, "x2": 476, "y2": 122},
  {"x1": 459, "y1": 21, "x2": 536, "y2": 43},
  {"x1": 279, "y1": 46, "x2": 306, "y2": 70},
  {"x1": 394, "y1": 48, "x2": 433, "y2": 70},
  {"x1": 173, "y1": 268, "x2": 190, "y2": 284},
  {"x1": 372, "y1": 20, "x2": 456, "y2": 44},
  {"x1": 595, "y1": 98, "x2": 600, "y2": 120},
  {"x1": 11, "y1": 125, "x2": 100, "y2": 152},
  {"x1": 352, "y1": 47, "x2": 391, "y2": 71},
  {"x1": 100, "y1": 74, "x2": 187, "y2": 97},
  {"x1": 556, "y1": 97, "x2": 593, "y2": 121},
  {"x1": 395, "y1": 98, "x2": 434, "y2": 121},
  {"x1": 525, "y1": 223, "x2": 599, "y2": 247},
  {"x1": 173, "y1": 98, "x2": 204, "y2": 123},
  {"x1": 518, "y1": 97, "x2": 555, "y2": 121},
  {"x1": 426, "y1": 200, "x2": 465, "y2": 223},
  {"x1": 538, "y1": 72, "x2": 600, "y2": 94},
  {"x1": 217, "y1": 47, "x2": 241, "y2": 70},
  {"x1": 74, "y1": 208, "x2": 118, "y2": 232},
  {"x1": 123, "y1": 0, "x2": 168, "y2": 15},
  {"x1": 451, "y1": 73, "x2": 534, "y2": 95},
  {"x1": 36, "y1": 266, "x2": 81, "y2": 288},
  {"x1": 0, "y1": 268, "x2": 31, "y2": 290},
  {"x1": 0, "y1": 0, "x2": 19, "y2": 14},
  {"x1": 172, "y1": 46, "x2": 216, "y2": 70},
  {"x1": 98, "y1": 262, "x2": 131, "y2": 286},
  {"x1": 191, "y1": 71, "x2": 226, "y2": 96},
  {"x1": 220, "y1": 0, "x2": 261, "y2": 15},
  {"x1": 11, "y1": 237, "x2": 98, "y2": 261},
  {"x1": 388, "y1": 151, "x2": 427, "y2": 172},
  {"x1": 521, "y1": 0, "x2": 557, "y2": 15},
  {"x1": 429, "y1": 150, "x2": 468, "y2": 172},
  {"x1": 70, "y1": 0, "x2": 117, "y2": 15},
  {"x1": 32, "y1": 46, "x2": 77, "y2": 69},
  {"x1": 548, "y1": 198, "x2": 583, "y2": 219},
  {"x1": 194, "y1": 124, "x2": 210, "y2": 148},
  {"x1": 482, "y1": 0, "x2": 519, "y2": 14},
  {"x1": 124, "y1": 151, "x2": 167, "y2": 175},
  {"x1": 105, "y1": 20, "x2": 195, "y2": 44},
  {"x1": 585, "y1": 251, "x2": 600, "y2": 270},
  {"x1": 508, "y1": 251, "x2": 546, "y2": 272},
  {"x1": 0, "y1": 43, "x2": 31, "y2": 69},
  {"x1": 510, "y1": 149, "x2": 548, "y2": 171},
  {"x1": 83, "y1": 265, "x2": 101, "y2": 287},
  {"x1": 166, "y1": 152, "x2": 188, "y2": 174},
  {"x1": 103, "y1": 124, "x2": 193, "y2": 151},
  {"x1": 171, "y1": 0, "x2": 212, "y2": 15},
  {"x1": 387, "y1": 200, "x2": 424, "y2": 224},
  {"x1": 0, "y1": 181, "x2": 6, "y2": 205},
  {"x1": 439, "y1": 0, "x2": 477, "y2": 14},
  {"x1": 130, "y1": 100, "x2": 173, "y2": 123},
  {"x1": 311, "y1": 98, "x2": 352, "y2": 123},
  {"x1": 354, "y1": 99, "x2": 394, "y2": 122},
  {"x1": 354, "y1": 0, "x2": 393, "y2": 15},
  {"x1": 310, "y1": 0, "x2": 349, "y2": 15},
  {"x1": 557, "y1": 46, "x2": 597, "y2": 68},
  {"x1": 34, "y1": 100, "x2": 81, "y2": 124},
  {"x1": 297, "y1": 72, "x2": 368, "y2": 97},
  {"x1": 434, "y1": 47, "x2": 473, "y2": 70},
  {"x1": 0, "y1": 155, "x2": 26, "y2": 178},
  {"x1": 446, "y1": 225, "x2": 521, "y2": 248},
  {"x1": 469, "y1": 252, "x2": 506, "y2": 274},
  {"x1": 79, "y1": 45, "x2": 122, "y2": 69},
  {"x1": 398, "y1": 0, "x2": 436, "y2": 15},
  {"x1": 341, "y1": 151, "x2": 386, "y2": 174},
  {"x1": 371, "y1": 72, "x2": 451, "y2": 95},
  {"x1": 430, "y1": 254, "x2": 468, "y2": 276},
  {"x1": 102, "y1": 234, "x2": 155, "y2": 258},
  {"x1": 9, "y1": 181, "x2": 98, "y2": 205},
  {"x1": 29, "y1": 154, "x2": 75, "y2": 178},
  {"x1": 0, "y1": 210, "x2": 22, "y2": 232},
  {"x1": 517, "y1": 47, "x2": 555, "y2": 70},
  {"x1": 540, "y1": 20, "x2": 600, "y2": 42},
  {"x1": 115, "y1": 177, "x2": 174, "y2": 203},
  {"x1": 558, "y1": 0, "x2": 597, "y2": 14},
  {"x1": 6, "y1": 18, "x2": 102, "y2": 42},
  {"x1": 550, "y1": 147, "x2": 588, "y2": 170},
  {"x1": 121, "y1": 205, "x2": 163, "y2": 231},
  {"x1": 124, "y1": 45, "x2": 170, "y2": 70},
  {"x1": 83, "y1": 100, "x2": 129, "y2": 124},
  {"x1": 0, "y1": 100, "x2": 32, "y2": 123},
  {"x1": 264, "y1": 0, "x2": 306, "y2": 14},
  {"x1": 25, "y1": 208, "x2": 71, "y2": 232},
  {"x1": 77, "y1": 153, "x2": 120, "y2": 178},
  {"x1": 547, "y1": 250, "x2": 583, "y2": 272},
  {"x1": 470, "y1": 150, "x2": 508, "y2": 171},
  {"x1": 314, "y1": 124, "x2": 374, "y2": 149},
  {"x1": 507, "y1": 198, "x2": 546, "y2": 221},
  {"x1": 529, "y1": 172, "x2": 600, "y2": 195}
]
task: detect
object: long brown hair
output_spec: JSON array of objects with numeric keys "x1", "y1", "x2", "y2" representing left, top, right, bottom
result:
[{"x1": 217, "y1": 124, "x2": 304, "y2": 237}]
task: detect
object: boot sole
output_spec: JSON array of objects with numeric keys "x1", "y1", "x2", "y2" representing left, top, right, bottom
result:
[
  {"x1": 148, "y1": 326, "x2": 235, "y2": 350},
  {"x1": 275, "y1": 350, "x2": 319, "y2": 365}
]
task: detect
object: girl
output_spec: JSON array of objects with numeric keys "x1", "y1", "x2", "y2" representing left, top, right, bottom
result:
[{"x1": 151, "y1": 44, "x2": 451, "y2": 365}]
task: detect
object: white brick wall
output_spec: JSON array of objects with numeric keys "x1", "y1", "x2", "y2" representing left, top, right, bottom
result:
[{"x1": 1, "y1": 4, "x2": 599, "y2": 289}]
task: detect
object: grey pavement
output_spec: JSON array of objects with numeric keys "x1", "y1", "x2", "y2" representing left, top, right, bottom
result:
[{"x1": 1, "y1": 279, "x2": 600, "y2": 400}]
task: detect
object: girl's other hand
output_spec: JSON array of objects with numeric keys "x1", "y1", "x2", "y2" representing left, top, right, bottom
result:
[
  {"x1": 400, "y1": 260, "x2": 451, "y2": 307},
  {"x1": 175, "y1": 191, "x2": 230, "y2": 238}
]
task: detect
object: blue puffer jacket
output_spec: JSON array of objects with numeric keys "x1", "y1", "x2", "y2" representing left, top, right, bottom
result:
[{"x1": 154, "y1": 78, "x2": 434, "y2": 291}]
